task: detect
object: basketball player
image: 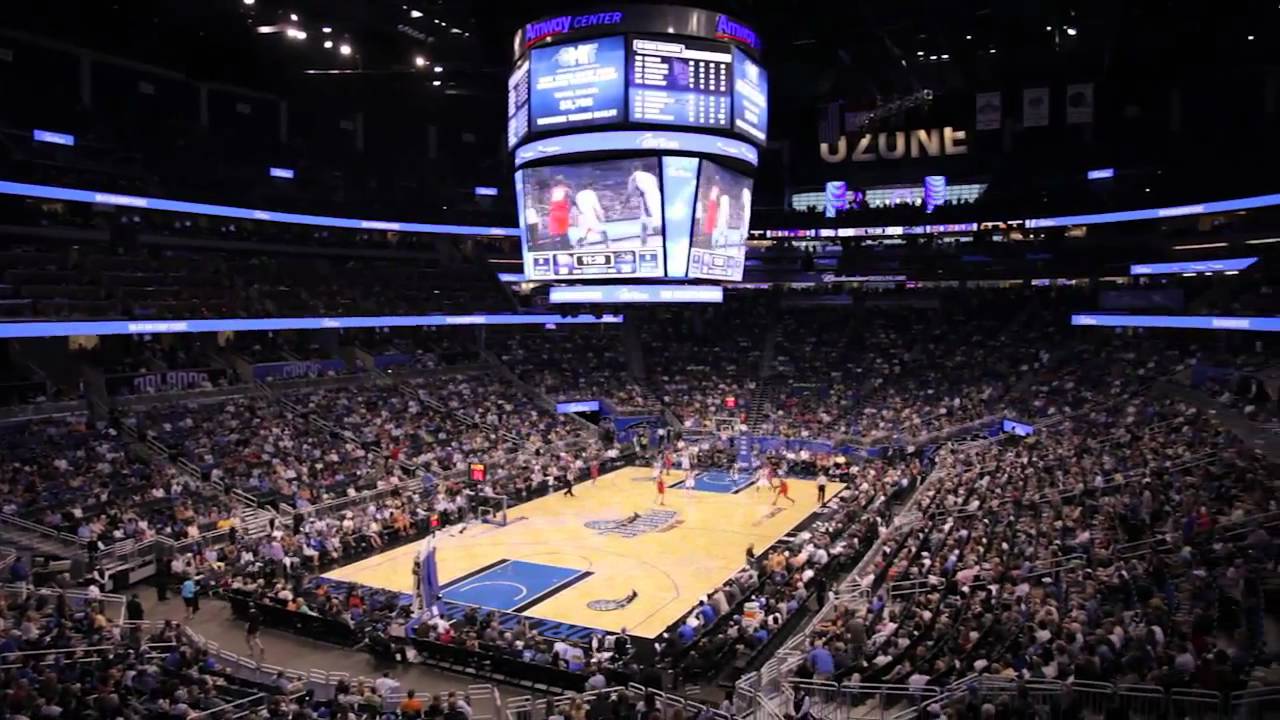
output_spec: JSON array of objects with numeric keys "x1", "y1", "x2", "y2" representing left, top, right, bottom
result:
[
  {"x1": 662, "y1": 450, "x2": 674, "y2": 479},
  {"x1": 680, "y1": 451, "x2": 694, "y2": 493},
  {"x1": 655, "y1": 474, "x2": 666, "y2": 505},
  {"x1": 524, "y1": 203, "x2": 542, "y2": 249},
  {"x1": 754, "y1": 464, "x2": 771, "y2": 494},
  {"x1": 816, "y1": 472, "x2": 828, "y2": 504},
  {"x1": 701, "y1": 183, "x2": 721, "y2": 248},
  {"x1": 739, "y1": 186, "x2": 752, "y2": 247},
  {"x1": 546, "y1": 176, "x2": 572, "y2": 249},
  {"x1": 714, "y1": 182, "x2": 732, "y2": 250},
  {"x1": 772, "y1": 476, "x2": 796, "y2": 506},
  {"x1": 575, "y1": 185, "x2": 608, "y2": 248},
  {"x1": 590, "y1": 460, "x2": 600, "y2": 486},
  {"x1": 628, "y1": 163, "x2": 662, "y2": 244}
]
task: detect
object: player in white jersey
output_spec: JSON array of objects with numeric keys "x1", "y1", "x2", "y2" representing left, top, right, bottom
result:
[
  {"x1": 680, "y1": 451, "x2": 694, "y2": 492},
  {"x1": 628, "y1": 165, "x2": 663, "y2": 244},
  {"x1": 713, "y1": 191, "x2": 731, "y2": 249},
  {"x1": 754, "y1": 464, "x2": 771, "y2": 493},
  {"x1": 739, "y1": 187, "x2": 752, "y2": 248},
  {"x1": 574, "y1": 188, "x2": 608, "y2": 248}
]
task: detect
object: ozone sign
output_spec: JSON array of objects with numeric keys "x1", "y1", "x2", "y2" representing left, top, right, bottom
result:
[{"x1": 820, "y1": 127, "x2": 969, "y2": 163}]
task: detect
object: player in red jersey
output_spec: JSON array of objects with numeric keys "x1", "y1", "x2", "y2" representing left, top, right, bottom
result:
[
  {"x1": 546, "y1": 177, "x2": 572, "y2": 247},
  {"x1": 701, "y1": 183, "x2": 721, "y2": 242},
  {"x1": 772, "y1": 476, "x2": 796, "y2": 506},
  {"x1": 655, "y1": 475, "x2": 666, "y2": 505}
]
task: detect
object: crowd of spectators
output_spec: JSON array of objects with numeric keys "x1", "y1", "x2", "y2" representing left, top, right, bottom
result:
[
  {"x1": 495, "y1": 329, "x2": 657, "y2": 411},
  {"x1": 790, "y1": 390, "x2": 1277, "y2": 700},
  {"x1": 639, "y1": 305, "x2": 765, "y2": 432}
]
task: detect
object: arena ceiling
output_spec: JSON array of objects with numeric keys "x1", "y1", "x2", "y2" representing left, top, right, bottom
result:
[{"x1": 6, "y1": 1, "x2": 1275, "y2": 106}]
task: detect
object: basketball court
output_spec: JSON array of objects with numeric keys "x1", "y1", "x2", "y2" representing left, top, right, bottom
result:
[{"x1": 323, "y1": 466, "x2": 841, "y2": 638}]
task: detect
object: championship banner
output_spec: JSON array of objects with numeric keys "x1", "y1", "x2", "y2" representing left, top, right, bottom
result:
[
  {"x1": 252, "y1": 359, "x2": 346, "y2": 381},
  {"x1": 106, "y1": 367, "x2": 226, "y2": 395},
  {"x1": 1065, "y1": 83, "x2": 1094, "y2": 124},
  {"x1": 975, "y1": 92, "x2": 1002, "y2": 130},
  {"x1": 1023, "y1": 87, "x2": 1050, "y2": 127}
]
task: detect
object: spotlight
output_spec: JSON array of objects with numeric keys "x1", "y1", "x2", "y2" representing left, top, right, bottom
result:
[
  {"x1": 290, "y1": 13, "x2": 299, "y2": 21},
  {"x1": 964, "y1": 34, "x2": 972, "y2": 40},
  {"x1": 243, "y1": 0, "x2": 255, "y2": 5},
  {"x1": 433, "y1": 65, "x2": 443, "y2": 72},
  {"x1": 415, "y1": 55, "x2": 427, "y2": 67},
  {"x1": 339, "y1": 43, "x2": 352, "y2": 55},
  {"x1": 323, "y1": 39, "x2": 334, "y2": 49},
  {"x1": 1248, "y1": 34, "x2": 1256, "y2": 40},
  {"x1": 1065, "y1": 26, "x2": 1078, "y2": 36},
  {"x1": 410, "y1": 9, "x2": 424, "y2": 18},
  {"x1": 322, "y1": 26, "x2": 332, "y2": 33},
  {"x1": 432, "y1": 80, "x2": 442, "y2": 86},
  {"x1": 916, "y1": 50, "x2": 924, "y2": 56}
]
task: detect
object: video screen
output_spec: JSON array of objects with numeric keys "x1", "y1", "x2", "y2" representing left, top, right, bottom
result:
[
  {"x1": 507, "y1": 57, "x2": 531, "y2": 149},
  {"x1": 731, "y1": 47, "x2": 768, "y2": 143},
  {"x1": 629, "y1": 37, "x2": 732, "y2": 129},
  {"x1": 529, "y1": 36, "x2": 626, "y2": 131},
  {"x1": 519, "y1": 157, "x2": 666, "y2": 279},
  {"x1": 688, "y1": 160, "x2": 751, "y2": 281}
]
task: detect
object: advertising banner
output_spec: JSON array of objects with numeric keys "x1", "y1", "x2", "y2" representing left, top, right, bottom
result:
[
  {"x1": 252, "y1": 359, "x2": 347, "y2": 381},
  {"x1": 106, "y1": 367, "x2": 227, "y2": 395}
]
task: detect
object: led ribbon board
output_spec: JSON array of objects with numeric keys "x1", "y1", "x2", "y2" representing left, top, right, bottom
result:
[
  {"x1": 548, "y1": 284, "x2": 723, "y2": 303},
  {"x1": 0, "y1": 313, "x2": 624, "y2": 339},
  {"x1": 1129, "y1": 257, "x2": 1257, "y2": 275},
  {"x1": 1071, "y1": 314, "x2": 1280, "y2": 332},
  {"x1": 761, "y1": 191, "x2": 1280, "y2": 237},
  {"x1": 0, "y1": 180, "x2": 520, "y2": 237},
  {"x1": 512, "y1": 130, "x2": 759, "y2": 168}
]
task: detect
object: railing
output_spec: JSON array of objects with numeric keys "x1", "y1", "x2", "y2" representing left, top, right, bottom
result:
[
  {"x1": 757, "y1": 675, "x2": 1274, "y2": 720},
  {"x1": 116, "y1": 619, "x2": 504, "y2": 717},
  {"x1": 506, "y1": 684, "x2": 726, "y2": 720},
  {"x1": 276, "y1": 474, "x2": 427, "y2": 519},
  {"x1": 1114, "y1": 508, "x2": 1280, "y2": 559},
  {"x1": 1, "y1": 583, "x2": 127, "y2": 623},
  {"x1": 0, "y1": 511, "x2": 84, "y2": 546}
]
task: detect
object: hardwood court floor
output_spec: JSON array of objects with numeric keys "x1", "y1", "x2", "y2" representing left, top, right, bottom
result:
[{"x1": 323, "y1": 467, "x2": 840, "y2": 638}]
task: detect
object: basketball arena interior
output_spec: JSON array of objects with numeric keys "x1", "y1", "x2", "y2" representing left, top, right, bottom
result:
[{"x1": 1, "y1": 1, "x2": 1279, "y2": 719}]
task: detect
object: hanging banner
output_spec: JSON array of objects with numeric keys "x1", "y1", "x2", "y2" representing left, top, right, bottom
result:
[
  {"x1": 1023, "y1": 87, "x2": 1050, "y2": 127},
  {"x1": 975, "y1": 91, "x2": 1002, "y2": 130},
  {"x1": 1065, "y1": 82, "x2": 1094, "y2": 124}
]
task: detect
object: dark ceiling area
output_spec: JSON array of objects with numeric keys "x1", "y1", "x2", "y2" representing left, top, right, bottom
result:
[{"x1": 8, "y1": 1, "x2": 1276, "y2": 111}]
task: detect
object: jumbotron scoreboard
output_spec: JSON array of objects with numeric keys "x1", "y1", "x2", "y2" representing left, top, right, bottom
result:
[{"x1": 508, "y1": 6, "x2": 767, "y2": 283}]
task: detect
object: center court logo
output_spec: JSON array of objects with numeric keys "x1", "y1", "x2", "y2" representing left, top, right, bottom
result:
[{"x1": 584, "y1": 509, "x2": 678, "y2": 537}]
